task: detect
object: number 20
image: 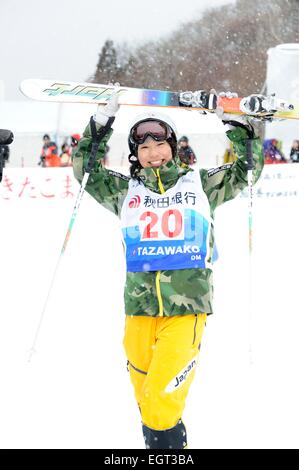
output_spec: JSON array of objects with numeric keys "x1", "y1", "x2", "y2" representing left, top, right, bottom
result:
[{"x1": 140, "y1": 210, "x2": 182, "y2": 239}]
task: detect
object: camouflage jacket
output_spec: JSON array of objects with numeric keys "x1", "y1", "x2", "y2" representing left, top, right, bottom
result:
[{"x1": 73, "y1": 120, "x2": 264, "y2": 317}]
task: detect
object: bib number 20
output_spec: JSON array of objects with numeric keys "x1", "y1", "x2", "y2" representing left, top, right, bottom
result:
[{"x1": 140, "y1": 210, "x2": 182, "y2": 239}]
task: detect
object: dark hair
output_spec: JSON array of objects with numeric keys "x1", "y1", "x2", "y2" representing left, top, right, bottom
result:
[
  {"x1": 128, "y1": 154, "x2": 143, "y2": 178},
  {"x1": 43, "y1": 134, "x2": 50, "y2": 140}
]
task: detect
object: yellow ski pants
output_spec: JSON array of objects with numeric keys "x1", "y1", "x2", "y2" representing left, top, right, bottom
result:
[{"x1": 123, "y1": 313, "x2": 206, "y2": 431}]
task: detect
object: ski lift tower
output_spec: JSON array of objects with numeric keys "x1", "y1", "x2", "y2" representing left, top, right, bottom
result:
[{"x1": 265, "y1": 43, "x2": 299, "y2": 157}]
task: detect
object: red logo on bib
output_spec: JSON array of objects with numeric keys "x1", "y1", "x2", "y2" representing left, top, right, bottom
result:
[{"x1": 129, "y1": 195, "x2": 141, "y2": 208}]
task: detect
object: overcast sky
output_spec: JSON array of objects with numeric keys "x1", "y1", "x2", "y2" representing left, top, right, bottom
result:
[{"x1": 0, "y1": 0, "x2": 234, "y2": 100}]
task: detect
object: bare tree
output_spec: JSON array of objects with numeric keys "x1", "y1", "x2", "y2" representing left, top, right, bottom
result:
[{"x1": 90, "y1": 0, "x2": 299, "y2": 95}]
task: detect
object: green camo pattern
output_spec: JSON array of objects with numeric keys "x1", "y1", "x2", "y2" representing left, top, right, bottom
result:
[{"x1": 73, "y1": 120, "x2": 264, "y2": 317}]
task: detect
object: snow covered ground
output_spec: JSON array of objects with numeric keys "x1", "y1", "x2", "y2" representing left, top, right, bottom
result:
[{"x1": 1, "y1": 164, "x2": 299, "y2": 449}]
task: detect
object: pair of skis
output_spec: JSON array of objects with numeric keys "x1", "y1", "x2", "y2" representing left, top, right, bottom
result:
[{"x1": 20, "y1": 79, "x2": 297, "y2": 120}]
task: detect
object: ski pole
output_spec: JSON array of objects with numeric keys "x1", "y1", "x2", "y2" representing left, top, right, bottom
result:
[
  {"x1": 27, "y1": 171, "x2": 89, "y2": 362},
  {"x1": 28, "y1": 116, "x2": 115, "y2": 362},
  {"x1": 246, "y1": 138, "x2": 254, "y2": 365}
]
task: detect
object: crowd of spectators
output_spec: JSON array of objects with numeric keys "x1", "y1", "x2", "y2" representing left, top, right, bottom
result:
[
  {"x1": 38, "y1": 133, "x2": 81, "y2": 168},
  {"x1": 38, "y1": 133, "x2": 299, "y2": 168},
  {"x1": 222, "y1": 138, "x2": 299, "y2": 165},
  {"x1": 262, "y1": 139, "x2": 299, "y2": 164}
]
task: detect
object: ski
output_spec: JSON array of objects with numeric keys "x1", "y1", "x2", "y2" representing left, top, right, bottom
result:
[{"x1": 19, "y1": 79, "x2": 298, "y2": 120}]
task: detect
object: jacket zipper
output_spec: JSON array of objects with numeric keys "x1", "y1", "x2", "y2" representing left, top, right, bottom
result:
[{"x1": 154, "y1": 169, "x2": 165, "y2": 317}]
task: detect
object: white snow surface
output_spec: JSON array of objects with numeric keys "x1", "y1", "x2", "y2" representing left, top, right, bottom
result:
[{"x1": 1, "y1": 164, "x2": 299, "y2": 449}]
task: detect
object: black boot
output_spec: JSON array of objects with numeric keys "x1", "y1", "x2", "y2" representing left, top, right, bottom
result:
[{"x1": 142, "y1": 419, "x2": 187, "y2": 449}]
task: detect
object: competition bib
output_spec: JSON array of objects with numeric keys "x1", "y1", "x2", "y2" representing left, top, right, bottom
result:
[{"x1": 120, "y1": 171, "x2": 211, "y2": 272}]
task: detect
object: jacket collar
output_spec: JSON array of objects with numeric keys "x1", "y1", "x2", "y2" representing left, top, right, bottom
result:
[{"x1": 138, "y1": 159, "x2": 191, "y2": 193}]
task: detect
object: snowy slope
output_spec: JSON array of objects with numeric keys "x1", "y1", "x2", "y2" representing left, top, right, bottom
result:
[{"x1": 0, "y1": 165, "x2": 299, "y2": 449}]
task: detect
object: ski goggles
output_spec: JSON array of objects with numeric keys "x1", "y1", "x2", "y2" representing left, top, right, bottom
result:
[{"x1": 130, "y1": 120, "x2": 172, "y2": 145}]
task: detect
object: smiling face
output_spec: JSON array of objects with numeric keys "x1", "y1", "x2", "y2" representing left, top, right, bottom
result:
[{"x1": 137, "y1": 137, "x2": 173, "y2": 168}]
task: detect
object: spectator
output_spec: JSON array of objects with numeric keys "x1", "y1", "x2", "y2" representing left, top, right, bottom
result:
[
  {"x1": 290, "y1": 139, "x2": 299, "y2": 163},
  {"x1": 177, "y1": 135, "x2": 197, "y2": 166},
  {"x1": 263, "y1": 139, "x2": 287, "y2": 164},
  {"x1": 70, "y1": 133, "x2": 81, "y2": 150},
  {"x1": 103, "y1": 144, "x2": 110, "y2": 166},
  {"x1": 60, "y1": 142, "x2": 72, "y2": 167},
  {"x1": 39, "y1": 134, "x2": 60, "y2": 167},
  {"x1": 0, "y1": 144, "x2": 10, "y2": 182},
  {"x1": 0, "y1": 144, "x2": 10, "y2": 167}
]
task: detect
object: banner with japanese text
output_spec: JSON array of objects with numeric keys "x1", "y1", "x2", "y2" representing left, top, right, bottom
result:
[
  {"x1": 1, "y1": 163, "x2": 299, "y2": 203},
  {"x1": 0, "y1": 167, "x2": 77, "y2": 201}
]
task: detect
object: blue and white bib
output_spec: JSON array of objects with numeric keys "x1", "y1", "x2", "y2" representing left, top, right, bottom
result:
[{"x1": 120, "y1": 171, "x2": 212, "y2": 272}]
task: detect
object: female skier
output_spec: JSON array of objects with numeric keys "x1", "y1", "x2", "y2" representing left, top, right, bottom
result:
[{"x1": 72, "y1": 92, "x2": 264, "y2": 449}]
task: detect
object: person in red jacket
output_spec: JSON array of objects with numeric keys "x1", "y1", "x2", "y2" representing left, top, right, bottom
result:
[{"x1": 39, "y1": 134, "x2": 60, "y2": 167}]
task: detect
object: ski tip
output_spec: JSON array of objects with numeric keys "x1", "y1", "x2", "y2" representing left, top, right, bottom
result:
[{"x1": 19, "y1": 79, "x2": 40, "y2": 100}]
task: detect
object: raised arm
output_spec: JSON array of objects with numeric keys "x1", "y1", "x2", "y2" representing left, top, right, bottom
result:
[
  {"x1": 72, "y1": 95, "x2": 129, "y2": 216},
  {"x1": 200, "y1": 115, "x2": 264, "y2": 211}
]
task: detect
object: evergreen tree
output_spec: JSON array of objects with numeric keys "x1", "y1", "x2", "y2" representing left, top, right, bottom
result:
[{"x1": 94, "y1": 39, "x2": 120, "y2": 83}]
